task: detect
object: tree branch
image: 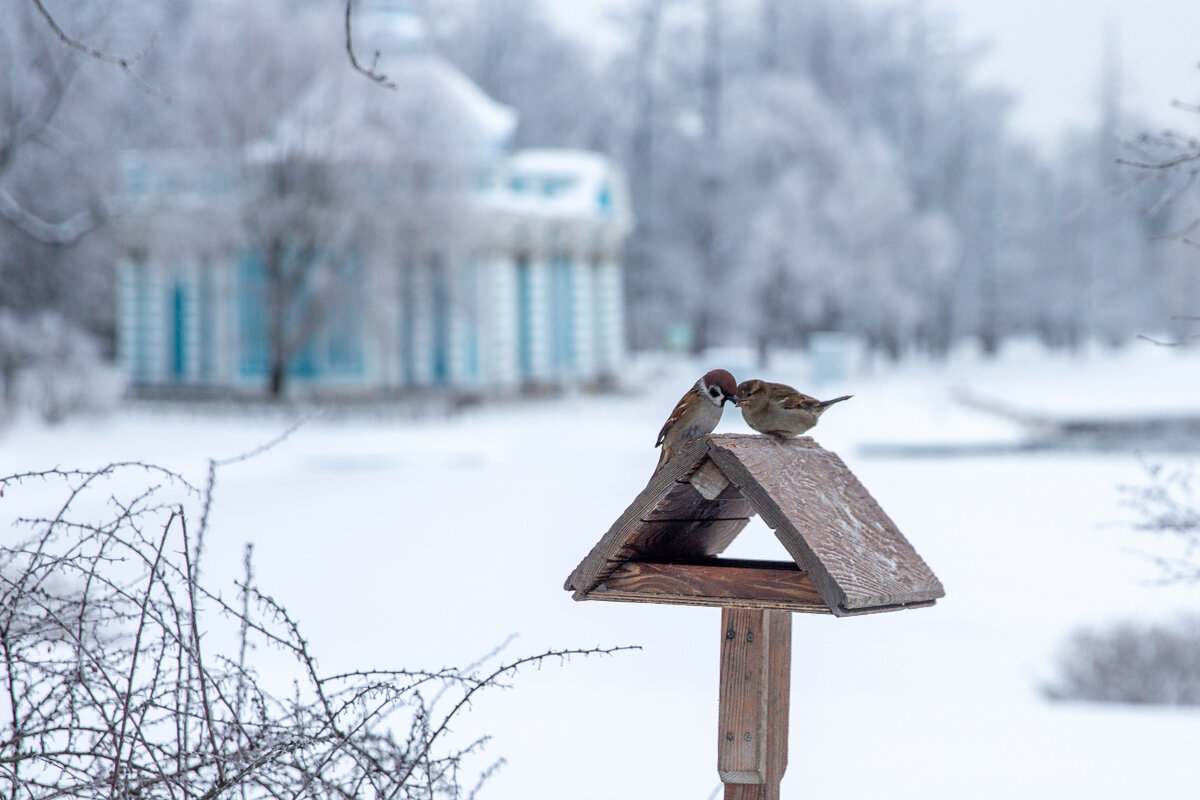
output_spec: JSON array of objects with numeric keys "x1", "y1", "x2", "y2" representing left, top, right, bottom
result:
[
  {"x1": 0, "y1": 187, "x2": 104, "y2": 246},
  {"x1": 1, "y1": 454, "x2": 638, "y2": 799},
  {"x1": 27, "y1": 0, "x2": 170, "y2": 101},
  {"x1": 344, "y1": 0, "x2": 396, "y2": 89}
]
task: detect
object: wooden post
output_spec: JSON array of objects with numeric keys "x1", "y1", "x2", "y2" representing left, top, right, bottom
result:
[{"x1": 718, "y1": 607, "x2": 791, "y2": 800}]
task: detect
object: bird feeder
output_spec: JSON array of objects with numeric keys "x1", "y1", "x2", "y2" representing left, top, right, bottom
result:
[{"x1": 564, "y1": 433, "x2": 944, "y2": 799}]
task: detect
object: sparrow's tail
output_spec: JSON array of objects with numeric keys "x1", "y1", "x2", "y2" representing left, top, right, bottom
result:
[{"x1": 817, "y1": 394, "x2": 853, "y2": 410}]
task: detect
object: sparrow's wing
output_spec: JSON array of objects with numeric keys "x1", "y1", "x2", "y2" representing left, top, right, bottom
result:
[
  {"x1": 761, "y1": 381, "x2": 798, "y2": 398},
  {"x1": 656, "y1": 391, "x2": 691, "y2": 447},
  {"x1": 773, "y1": 385, "x2": 822, "y2": 410}
]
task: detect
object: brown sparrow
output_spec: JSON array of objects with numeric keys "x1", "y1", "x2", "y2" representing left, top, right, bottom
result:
[
  {"x1": 655, "y1": 369, "x2": 739, "y2": 470},
  {"x1": 735, "y1": 379, "x2": 851, "y2": 439}
]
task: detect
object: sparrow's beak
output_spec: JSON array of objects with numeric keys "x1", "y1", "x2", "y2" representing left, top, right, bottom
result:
[{"x1": 733, "y1": 395, "x2": 745, "y2": 407}]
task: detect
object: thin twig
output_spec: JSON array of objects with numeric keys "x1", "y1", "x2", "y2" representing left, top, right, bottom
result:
[
  {"x1": 28, "y1": 0, "x2": 171, "y2": 102},
  {"x1": 344, "y1": 0, "x2": 396, "y2": 89}
]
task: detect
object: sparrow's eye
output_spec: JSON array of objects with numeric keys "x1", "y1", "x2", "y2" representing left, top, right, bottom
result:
[{"x1": 709, "y1": 387, "x2": 721, "y2": 397}]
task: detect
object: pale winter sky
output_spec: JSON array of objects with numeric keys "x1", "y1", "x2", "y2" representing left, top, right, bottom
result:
[
  {"x1": 543, "y1": 0, "x2": 1200, "y2": 148},
  {"x1": 889, "y1": 0, "x2": 1200, "y2": 145}
]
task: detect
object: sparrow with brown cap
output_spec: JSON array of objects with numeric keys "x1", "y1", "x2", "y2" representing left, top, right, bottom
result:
[{"x1": 655, "y1": 369, "x2": 739, "y2": 470}]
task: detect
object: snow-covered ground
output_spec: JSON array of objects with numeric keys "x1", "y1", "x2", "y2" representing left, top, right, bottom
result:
[{"x1": 2, "y1": 339, "x2": 1199, "y2": 798}]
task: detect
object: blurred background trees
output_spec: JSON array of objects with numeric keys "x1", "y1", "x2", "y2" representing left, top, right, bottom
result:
[
  {"x1": 2, "y1": 0, "x2": 1196, "y2": 413},
  {"x1": 433, "y1": 0, "x2": 1197, "y2": 359}
]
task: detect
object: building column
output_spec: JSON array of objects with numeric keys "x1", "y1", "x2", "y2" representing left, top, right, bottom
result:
[
  {"x1": 571, "y1": 256, "x2": 597, "y2": 380},
  {"x1": 521, "y1": 253, "x2": 552, "y2": 383},
  {"x1": 480, "y1": 255, "x2": 519, "y2": 389},
  {"x1": 593, "y1": 257, "x2": 626, "y2": 378}
]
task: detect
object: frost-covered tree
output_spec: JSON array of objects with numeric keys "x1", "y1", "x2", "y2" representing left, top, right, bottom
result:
[
  {"x1": 18, "y1": 0, "x2": 1193, "y2": 369},
  {"x1": 0, "y1": 0, "x2": 135, "y2": 340},
  {"x1": 434, "y1": 0, "x2": 608, "y2": 149},
  {"x1": 722, "y1": 73, "x2": 956, "y2": 359},
  {"x1": 1118, "y1": 63, "x2": 1200, "y2": 345}
]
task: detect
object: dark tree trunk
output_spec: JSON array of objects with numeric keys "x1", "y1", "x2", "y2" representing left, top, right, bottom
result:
[{"x1": 269, "y1": 360, "x2": 286, "y2": 398}]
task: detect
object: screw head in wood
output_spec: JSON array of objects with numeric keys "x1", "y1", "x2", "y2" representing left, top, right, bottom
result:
[
  {"x1": 746, "y1": 631, "x2": 754, "y2": 642},
  {"x1": 725, "y1": 732, "x2": 734, "y2": 741},
  {"x1": 744, "y1": 732, "x2": 752, "y2": 741},
  {"x1": 725, "y1": 628, "x2": 735, "y2": 640}
]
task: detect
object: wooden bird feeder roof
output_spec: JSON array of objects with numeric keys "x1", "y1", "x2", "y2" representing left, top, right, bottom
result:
[{"x1": 564, "y1": 433, "x2": 944, "y2": 617}]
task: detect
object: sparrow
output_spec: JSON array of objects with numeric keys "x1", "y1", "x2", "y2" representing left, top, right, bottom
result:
[
  {"x1": 655, "y1": 369, "x2": 739, "y2": 470},
  {"x1": 735, "y1": 379, "x2": 851, "y2": 439}
]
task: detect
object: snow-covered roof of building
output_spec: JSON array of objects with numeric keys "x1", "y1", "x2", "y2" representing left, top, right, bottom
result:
[
  {"x1": 421, "y1": 56, "x2": 518, "y2": 145},
  {"x1": 249, "y1": 3, "x2": 514, "y2": 165},
  {"x1": 248, "y1": 52, "x2": 515, "y2": 166},
  {"x1": 485, "y1": 148, "x2": 633, "y2": 227}
]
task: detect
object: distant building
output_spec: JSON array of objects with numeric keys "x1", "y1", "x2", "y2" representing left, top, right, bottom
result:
[{"x1": 116, "y1": 4, "x2": 630, "y2": 399}]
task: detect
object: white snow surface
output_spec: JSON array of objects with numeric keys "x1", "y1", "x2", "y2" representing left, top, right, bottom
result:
[{"x1": 3, "y1": 339, "x2": 1199, "y2": 798}]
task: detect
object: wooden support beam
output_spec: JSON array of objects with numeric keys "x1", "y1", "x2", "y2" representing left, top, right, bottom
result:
[
  {"x1": 688, "y1": 457, "x2": 731, "y2": 500},
  {"x1": 589, "y1": 561, "x2": 829, "y2": 613},
  {"x1": 718, "y1": 608, "x2": 791, "y2": 799}
]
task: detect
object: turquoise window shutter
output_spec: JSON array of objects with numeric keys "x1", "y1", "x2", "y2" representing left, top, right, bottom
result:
[
  {"x1": 237, "y1": 250, "x2": 268, "y2": 377},
  {"x1": 170, "y1": 284, "x2": 187, "y2": 380},
  {"x1": 430, "y1": 256, "x2": 451, "y2": 383}
]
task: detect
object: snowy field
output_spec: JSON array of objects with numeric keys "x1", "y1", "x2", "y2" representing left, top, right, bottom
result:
[{"x1": 3, "y1": 340, "x2": 1199, "y2": 798}]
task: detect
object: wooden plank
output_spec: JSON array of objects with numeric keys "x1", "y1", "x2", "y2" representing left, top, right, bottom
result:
[
  {"x1": 718, "y1": 608, "x2": 769, "y2": 783},
  {"x1": 725, "y1": 786, "x2": 771, "y2": 800},
  {"x1": 587, "y1": 561, "x2": 829, "y2": 613},
  {"x1": 764, "y1": 610, "x2": 791, "y2": 788},
  {"x1": 564, "y1": 436, "x2": 714, "y2": 595},
  {"x1": 614, "y1": 518, "x2": 750, "y2": 563},
  {"x1": 706, "y1": 434, "x2": 944, "y2": 615},
  {"x1": 642, "y1": 481, "x2": 754, "y2": 522},
  {"x1": 689, "y1": 457, "x2": 730, "y2": 500},
  {"x1": 719, "y1": 609, "x2": 791, "y2": 800}
]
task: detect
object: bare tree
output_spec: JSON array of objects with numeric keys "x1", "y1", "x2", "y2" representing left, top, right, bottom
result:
[
  {"x1": 1117, "y1": 68, "x2": 1200, "y2": 346},
  {"x1": 0, "y1": 2, "x2": 102, "y2": 239},
  {"x1": 1119, "y1": 103, "x2": 1200, "y2": 250},
  {"x1": 690, "y1": 0, "x2": 726, "y2": 354},
  {"x1": 0, "y1": 0, "x2": 146, "y2": 373},
  {"x1": 240, "y1": 154, "x2": 365, "y2": 398},
  {"x1": 0, "y1": 452, "x2": 632, "y2": 798}
]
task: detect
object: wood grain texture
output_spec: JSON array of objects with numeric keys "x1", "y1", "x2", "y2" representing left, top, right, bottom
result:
[
  {"x1": 689, "y1": 457, "x2": 731, "y2": 500},
  {"x1": 564, "y1": 433, "x2": 943, "y2": 616},
  {"x1": 764, "y1": 610, "x2": 790, "y2": 788},
  {"x1": 590, "y1": 561, "x2": 828, "y2": 612},
  {"x1": 718, "y1": 607, "x2": 768, "y2": 783},
  {"x1": 706, "y1": 434, "x2": 945, "y2": 615},
  {"x1": 718, "y1": 608, "x2": 790, "y2": 797},
  {"x1": 564, "y1": 435, "x2": 714, "y2": 594},
  {"x1": 614, "y1": 518, "x2": 749, "y2": 563},
  {"x1": 642, "y1": 480, "x2": 755, "y2": 522},
  {"x1": 725, "y1": 786, "x2": 773, "y2": 800}
]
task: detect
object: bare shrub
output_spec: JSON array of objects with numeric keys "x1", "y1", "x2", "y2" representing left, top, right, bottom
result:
[
  {"x1": 1120, "y1": 460, "x2": 1200, "y2": 584},
  {"x1": 1041, "y1": 615, "x2": 1200, "y2": 706},
  {"x1": 0, "y1": 455, "x2": 630, "y2": 798}
]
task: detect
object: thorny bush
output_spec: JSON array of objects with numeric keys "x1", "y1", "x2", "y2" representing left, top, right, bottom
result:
[{"x1": 0, "y1": 454, "x2": 630, "y2": 799}]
